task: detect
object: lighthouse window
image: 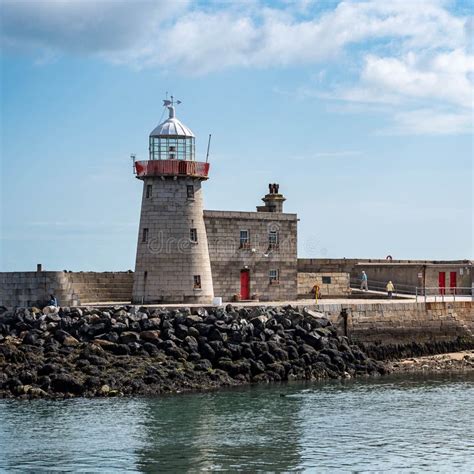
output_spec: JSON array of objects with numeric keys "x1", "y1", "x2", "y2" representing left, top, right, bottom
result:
[
  {"x1": 142, "y1": 228, "x2": 149, "y2": 243},
  {"x1": 193, "y1": 275, "x2": 202, "y2": 289},
  {"x1": 146, "y1": 185, "x2": 152, "y2": 198},
  {"x1": 150, "y1": 135, "x2": 195, "y2": 161},
  {"x1": 187, "y1": 185, "x2": 195, "y2": 199},
  {"x1": 190, "y1": 228, "x2": 198, "y2": 243}
]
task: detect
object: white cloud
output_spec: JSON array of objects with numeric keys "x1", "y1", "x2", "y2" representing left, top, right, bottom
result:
[
  {"x1": 384, "y1": 108, "x2": 472, "y2": 135},
  {"x1": 1, "y1": 0, "x2": 472, "y2": 135},
  {"x1": 323, "y1": 49, "x2": 474, "y2": 135},
  {"x1": 1, "y1": 0, "x2": 469, "y2": 72},
  {"x1": 0, "y1": 0, "x2": 188, "y2": 55},
  {"x1": 360, "y1": 51, "x2": 474, "y2": 107}
]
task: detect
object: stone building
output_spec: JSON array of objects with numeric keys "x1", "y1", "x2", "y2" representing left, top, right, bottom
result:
[
  {"x1": 204, "y1": 189, "x2": 298, "y2": 302},
  {"x1": 131, "y1": 99, "x2": 298, "y2": 304}
]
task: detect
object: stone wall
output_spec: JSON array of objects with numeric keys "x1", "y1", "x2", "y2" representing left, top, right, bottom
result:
[
  {"x1": 315, "y1": 301, "x2": 474, "y2": 346},
  {"x1": 67, "y1": 273, "x2": 133, "y2": 304},
  {"x1": 297, "y1": 272, "x2": 350, "y2": 298},
  {"x1": 204, "y1": 210, "x2": 298, "y2": 301},
  {"x1": 0, "y1": 272, "x2": 133, "y2": 307}
]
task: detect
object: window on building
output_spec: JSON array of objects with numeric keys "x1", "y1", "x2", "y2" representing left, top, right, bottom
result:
[
  {"x1": 142, "y1": 228, "x2": 149, "y2": 243},
  {"x1": 268, "y1": 230, "x2": 279, "y2": 249},
  {"x1": 193, "y1": 275, "x2": 201, "y2": 289},
  {"x1": 239, "y1": 230, "x2": 250, "y2": 248},
  {"x1": 190, "y1": 228, "x2": 198, "y2": 243},
  {"x1": 146, "y1": 184, "x2": 152, "y2": 198},
  {"x1": 269, "y1": 269, "x2": 279, "y2": 284},
  {"x1": 322, "y1": 276, "x2": 332, "y2": 284},
  {"x1": 187, "y1": 185, "x2": 195, "y2": 199}
]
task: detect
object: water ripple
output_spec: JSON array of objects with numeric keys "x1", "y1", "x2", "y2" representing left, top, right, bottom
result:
[{"x1": 1, "y1": 373, "x2": 473, "y2": 472}]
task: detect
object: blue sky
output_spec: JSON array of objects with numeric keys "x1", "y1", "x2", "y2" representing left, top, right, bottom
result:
[{"x1": 1, "y1": 0, "x2": 472, "y2": 271}]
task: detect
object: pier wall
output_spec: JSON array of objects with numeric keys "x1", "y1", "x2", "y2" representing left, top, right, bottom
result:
[
  {"x1": 318, "y1": 301, "x2": 473, "y2": 346},
  {"x1": 0, "y1": 272, "x2": 133, "y2": 307}
]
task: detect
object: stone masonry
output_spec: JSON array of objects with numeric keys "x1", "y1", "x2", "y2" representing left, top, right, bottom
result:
[
  {"x1": 0, "y1": 271, "x2": 133, "y2": 307},
  {"x1": 297, "y1": 272, "x2": 351, "y2": 298},
  {"x1": 132, "y1": 177, "x2": 214, "y2": 304},
  {"x1": 204, "y1": 210, "x2": 297, "y2": 301},
  {"x1": 319, "y1": 301, "x2": 474, "y2": 345}
]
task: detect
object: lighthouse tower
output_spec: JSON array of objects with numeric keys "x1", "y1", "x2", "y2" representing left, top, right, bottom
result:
[{"x1": 132, "y1": 97, "x2": 214, "y2": 304}]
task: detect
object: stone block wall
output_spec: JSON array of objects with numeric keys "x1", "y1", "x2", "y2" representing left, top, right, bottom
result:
[
  {"x1": 316, "y1": 301, "x2": 474, "y2": 345},
  {"x1": 0, "y1": 272, "x2": 133, "y2": 307},
  {"x1": 204, "y1": 210, "x2": 298, "y2": 301},
  {"x1": 133, "y1": 177, "x2": 214, "y2": 304},
  {"x1": 297, "y1": 272, "x2": 350, "y2": 298},
  {"x1": 67, "y1": 272, "x2": 133, "y2": 304},
  {"x1": 0, "y1": 272, "x2": 75, "y2": 307}
]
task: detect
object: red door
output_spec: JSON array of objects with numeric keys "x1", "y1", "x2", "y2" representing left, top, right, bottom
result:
[
  {"x1": 240, "y1": 270, "x2": 250, "y2": 300},
  {"x1": 438, "y1": 272, "x2": 446, "y2": 295},
  {"x1": 449, "y1": 271, "x2": 457, "y2": 294}
]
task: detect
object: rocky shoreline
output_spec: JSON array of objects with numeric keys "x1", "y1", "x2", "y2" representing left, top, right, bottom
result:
[
  {"x1": 0, "y1": 305, "x2": 388, "y2": 399},
  {"x1": 388, "y1": 351, "x2": 474, "y2": 374}
]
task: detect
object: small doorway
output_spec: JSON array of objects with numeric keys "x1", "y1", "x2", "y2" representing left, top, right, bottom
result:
[
  {"x1": 449, "y1": 271, "x2": 457, "y2": 294},
  {"x1": 240, "y1": 269, "x2": 250, "y2": 300},
  {"x1": 438, "y1": 272, "x2": 446, "y2": 295}
]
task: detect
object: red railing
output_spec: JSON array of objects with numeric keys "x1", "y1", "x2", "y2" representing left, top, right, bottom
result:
[{"x1": 134, "y1": 160, "x2": 210, "y2": 179}]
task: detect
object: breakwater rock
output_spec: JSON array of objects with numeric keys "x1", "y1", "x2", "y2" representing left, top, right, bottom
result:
[{"x1": 0, "y1": 305, "x2": 387, "y2": 399}]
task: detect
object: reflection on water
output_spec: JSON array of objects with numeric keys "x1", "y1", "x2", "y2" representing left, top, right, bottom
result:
[{"x1": 1, "y1": 373, "x2": 473, "y2": 472}]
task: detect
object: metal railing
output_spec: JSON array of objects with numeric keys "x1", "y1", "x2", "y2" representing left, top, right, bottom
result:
[
  {"x1": 415, "y1": 287, "x2": 473, "y2": 302},
  {"x1": 134, "y1": 159, "x2": 210, "y2": 179}
]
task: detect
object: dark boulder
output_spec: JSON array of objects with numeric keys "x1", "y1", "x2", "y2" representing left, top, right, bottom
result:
[
  {"x1": 200, "y1": 343, "x2": 216, "y2": 361},
  {"x1": 38, "y1": 363, "x2": 60, "y2": 376},
  {"x1": 140, "y1": 330, "x2": 161, "y2": 344},
  {"x1": 50, "y1": 374, "x2": 84, "y2": 395},
  {"x1": 120, "y1": 332, "x2": 140, "y2": 344},
  {"x1": 195, "y1": 359, "x2": 212, "y2": 371},
  {"x1": 259, "y1": 351, "x2": 276, "y2": 365}
]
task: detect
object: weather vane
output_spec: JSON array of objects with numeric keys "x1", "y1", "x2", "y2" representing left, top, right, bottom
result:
[{"x1": 163, "y1": 93, "x2": 182, "y2": 108}]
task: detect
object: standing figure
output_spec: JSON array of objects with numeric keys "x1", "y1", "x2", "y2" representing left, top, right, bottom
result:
[
  {"x1": 386, "y1": 281, "x2": 395, "y2": 298},
  {"x1": 360, "y1": 271, "x2": 368, "y2": 291}
]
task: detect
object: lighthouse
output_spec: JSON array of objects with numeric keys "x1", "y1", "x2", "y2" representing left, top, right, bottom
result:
[{"x1": 132, "y1": 97, "x2": 214, "y2": 304}]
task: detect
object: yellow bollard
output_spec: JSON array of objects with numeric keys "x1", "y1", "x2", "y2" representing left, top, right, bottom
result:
[{"x1": 314, "y1": 284, "x2": 320, "y2": 304}]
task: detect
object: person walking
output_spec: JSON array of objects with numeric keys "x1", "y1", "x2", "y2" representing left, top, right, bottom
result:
[
  {"x1": 360, "y1": 271, "x2": 368, "y2": 291},
  {"x1": 386, "y1": 281, "x2": 395, "y2": 298}
]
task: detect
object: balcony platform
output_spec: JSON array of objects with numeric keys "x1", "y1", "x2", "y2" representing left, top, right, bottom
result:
[{"x1": 134, "y1": 159, "x2": 210, "y2": 179}]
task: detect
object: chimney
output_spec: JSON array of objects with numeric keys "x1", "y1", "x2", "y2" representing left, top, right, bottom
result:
[{"x1": 256, "y1": 183, "x2": 286, "y2": 213}]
